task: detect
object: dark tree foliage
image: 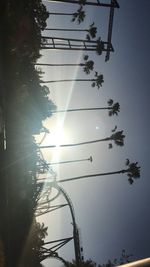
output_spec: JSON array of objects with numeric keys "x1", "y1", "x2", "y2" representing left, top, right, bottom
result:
[
  {"x1": 20, "y1": 219, "x2": 48, "y2": 267},
  {"x1": 6, "y1": 0, "x2": 49, "y2": 60},
  {"x1": 0, "y1": 1, "x2": 55, "y2": 266}
]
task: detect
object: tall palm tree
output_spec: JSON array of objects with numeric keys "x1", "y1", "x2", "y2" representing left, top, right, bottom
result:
[
  {"x1": 48, "y1": 6, "x2": 85, "y2": 24},
  {"x1": 52, "y1": 99, "x2": 120, "y2": 116},
  {"x1": 44, "y1": 0, "x2": 120, "y2": 8},
  {"x1": 37, "y1": 156, "x2": 93, "y2": 173},
  {"x1": 44, "y1": 22, "x2": 97, "y2": 40},
  {"x1": 40, "y1": 71, "x2": 104, "y2": 89},
  {"x1": 58, "y1": 160, "x2": 140, "y2": 185},
  {"x1": 39, "y1": 129, "x2": 125, "y2": 149},
  {"x1": 35, "y1": 55, "x2": 94, "y2": 74}
]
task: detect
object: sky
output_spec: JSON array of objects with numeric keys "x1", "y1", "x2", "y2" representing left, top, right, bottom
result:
[{"x1": 36, "y1": 1, "x2": 150, "y2": 266}]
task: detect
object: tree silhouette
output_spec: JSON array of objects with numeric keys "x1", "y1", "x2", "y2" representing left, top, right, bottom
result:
[
  {"x1": 20, "y1": 219, "x2": 48, "y2": 266},
  {"x1": 86, "y1": 22, "x2": 97, "y2": 40},
  {"x1": 39, "y1": 129, "x2": 125, "y2": 149},
  {"x1": 52, "y1": 99, "x2": 120, "y2": 116},
  {"x1": 36, "y1": 156, "x2": 93, "y2": 173},
  {"x1": 96, "y1": 37, "x2": 105, "y2": 55},
  {"x1": 107, "y1": 99, "x2": 120, "y2": 116},
  {"x1": 41, "y1": 71, "x2": 104, "y2": 89},
  {"x1": 35, "y1": 55, "x2": 94, "y2": 74},
  {"x1": 59, "y1": 160, "x2": 140, "y2": 184},
  {"x1": 44, "y1": 22, "x2": 97, "y2": 40},
  {"x1": 83, "y1": 55, "x2": 94, "y2": 74},
  {"x1": 44, "y1": 0, "x2": 120, "y2": 8},
  {"x1": 48, "y1": 6, "x2": 85, "y2": 24}
]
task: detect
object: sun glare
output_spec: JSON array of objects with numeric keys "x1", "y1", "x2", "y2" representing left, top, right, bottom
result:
[{"x1": 44, "y1": 124, "x2": 69, "y2": 147}]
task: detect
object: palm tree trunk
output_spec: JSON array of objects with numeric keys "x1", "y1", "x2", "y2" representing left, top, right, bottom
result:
[
  {"x1": 52, "y1": 107, "x2": 110, "y2": 113},
  {"x1": 39, "y1": 157, "x2": 92, "y2": 166},
  {"x1": 40, "y1": 78, "x2": 95, "y2": 84},
  {"x1": 39, "y1": 137, "x2": 111, "y2": 149},
  {"x1": 48, "y1": 12, "x2": 74, "y2": 16},
  {"x1": 59, "y1": 169, "x2": 127, "y2": 183},
  {"x1": 45, "y1": 28, "x2": 87, "y2": 32},
  {"x1": 35, "y1": 63, "x2": 85, "y2": 67}
]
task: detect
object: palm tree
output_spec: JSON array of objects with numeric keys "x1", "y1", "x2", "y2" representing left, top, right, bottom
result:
[
  {"x1": 107, "y1": 99, "x2": 120, "y2": 116},
  {"x1": 40, "y1": 71, "x2": 104, "y2": 89},
  {"x1": 44, "y1": 22, "x2": 97, "y2": 40},
  {"x1": 39, "y1": 129, "x2": 125, "y2": 149},
  {"x1": 37, "y1": 156, "x2": 93, "y2": 174},
  {"x1": 48, "y1": 6, "x2": 85, "y2": 24},
  {"x1": 83, "y1": 55, "x2": 94, "y2": 74},
  {"x1": 96, "y1": 37, "x2": 105, "y2": 55},
  {"x1": 58, "y1": 160, "x2": 140, "y2": 185},
  {"x1": 44, "y1": 0, "x2": 120, "y2": 8},
  {"x1": 52, "y1": 99, "x2": 120, "y2": 116},
  {"x1": 35, "y1": 55, "x2": 94, "y2": 74}
]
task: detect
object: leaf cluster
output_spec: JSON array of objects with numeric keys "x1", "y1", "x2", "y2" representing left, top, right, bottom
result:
[
  {"x1": 86, "y1": 22, "x2": 97, "y2": 41},
  {"x1": 92, "y1": 72, "x2": 104, "y2": 89},
  {"x1": 96, "y1": 38, "x2": 105, "y2": 55},
  {"x1": 83, "y1": 55, "x2": 94, "y2": 74},
  {"x1": 125, "y1": 160, "x2": 141, "y2": 184},
  {"x1": 72, "y1": 6, "x2": 86, "y2": 24}
]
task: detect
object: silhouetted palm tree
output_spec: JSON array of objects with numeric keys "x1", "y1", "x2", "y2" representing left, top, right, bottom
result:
[
  {"x1": 39, "y1": 130, "x2": 125, "y2": 149},
  {"x1": 58, "y1": 160, "x2": 140, "y2": 184},
  {"x1": 35, "y1": 55, "x2": 94, "y2": 74},
  {"x1": 83, "y1": 55, "x2": 94, "y2": 74},
  {"x1": 44, "y1": 0, "x2": 120, "y2": 8},
  {"x1": 52, "y1": 99, "x2": 120, "y2": 116},
  {"x1": 37, "y1": 156, "x2": 93, "y2": 173},
  {"x1": 96, "y1": 37, "x2": 105, "y2": 55},
  {"x1": 41, "y1": 71, "x2": 104, "y2": 89},
  {"x1": 48, "y1": 6, "x2": 85, "y2": 24},
  {"x1": 107, "y1": 99, "x2": 120, "y2": 116},
  {"x1": 44, "y1": 22, "x2": 97, "y2": 40}
]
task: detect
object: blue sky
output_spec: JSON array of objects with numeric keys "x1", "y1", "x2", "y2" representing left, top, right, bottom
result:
[{"x1": 38, "y1": 1, "x2": 150, "y2": 266}]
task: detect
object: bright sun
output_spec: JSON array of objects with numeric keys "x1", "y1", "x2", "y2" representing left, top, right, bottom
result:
[{"x1": 44, "y1": 125, "x2": 68, "y2": 147}]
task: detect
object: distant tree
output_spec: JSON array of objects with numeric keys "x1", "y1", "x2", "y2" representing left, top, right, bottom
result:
[
  {"x1": 86, "y1": 22, "x2": 97, "y2": 40},
  {"x1": 96, "y1": 37, "x2": 105, "y2": 55},
  {"x1": 52, "y1": 99, "x2": 120, "y2": 117},
  {"x1": 59, "y1": 160, "x2": 140, "y2": 185},
  {"x1": 83, "y1": 55, "x2": 94, "y2": 74},
  {"x1": 48, "y1": 6, "x2": 85, "y2": 24},
  {"x1": 41, "y1": 71, "x2": 104, "y2": 89},
  {"x1": 72, "y1": 6, "x2": 86, "y2": 23},
  {"x1": 39, "y1": 129, "x2": 125, "y2": 149},
  {"x1": 44, "y1": 22, "x2": 97, "y2": 40},
  {"x1": 35, "y1": 55, "x2": 94, "y2": 74},
  {"x1": 107, "y1": 99, "x2": 120, "y2": 116}
]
